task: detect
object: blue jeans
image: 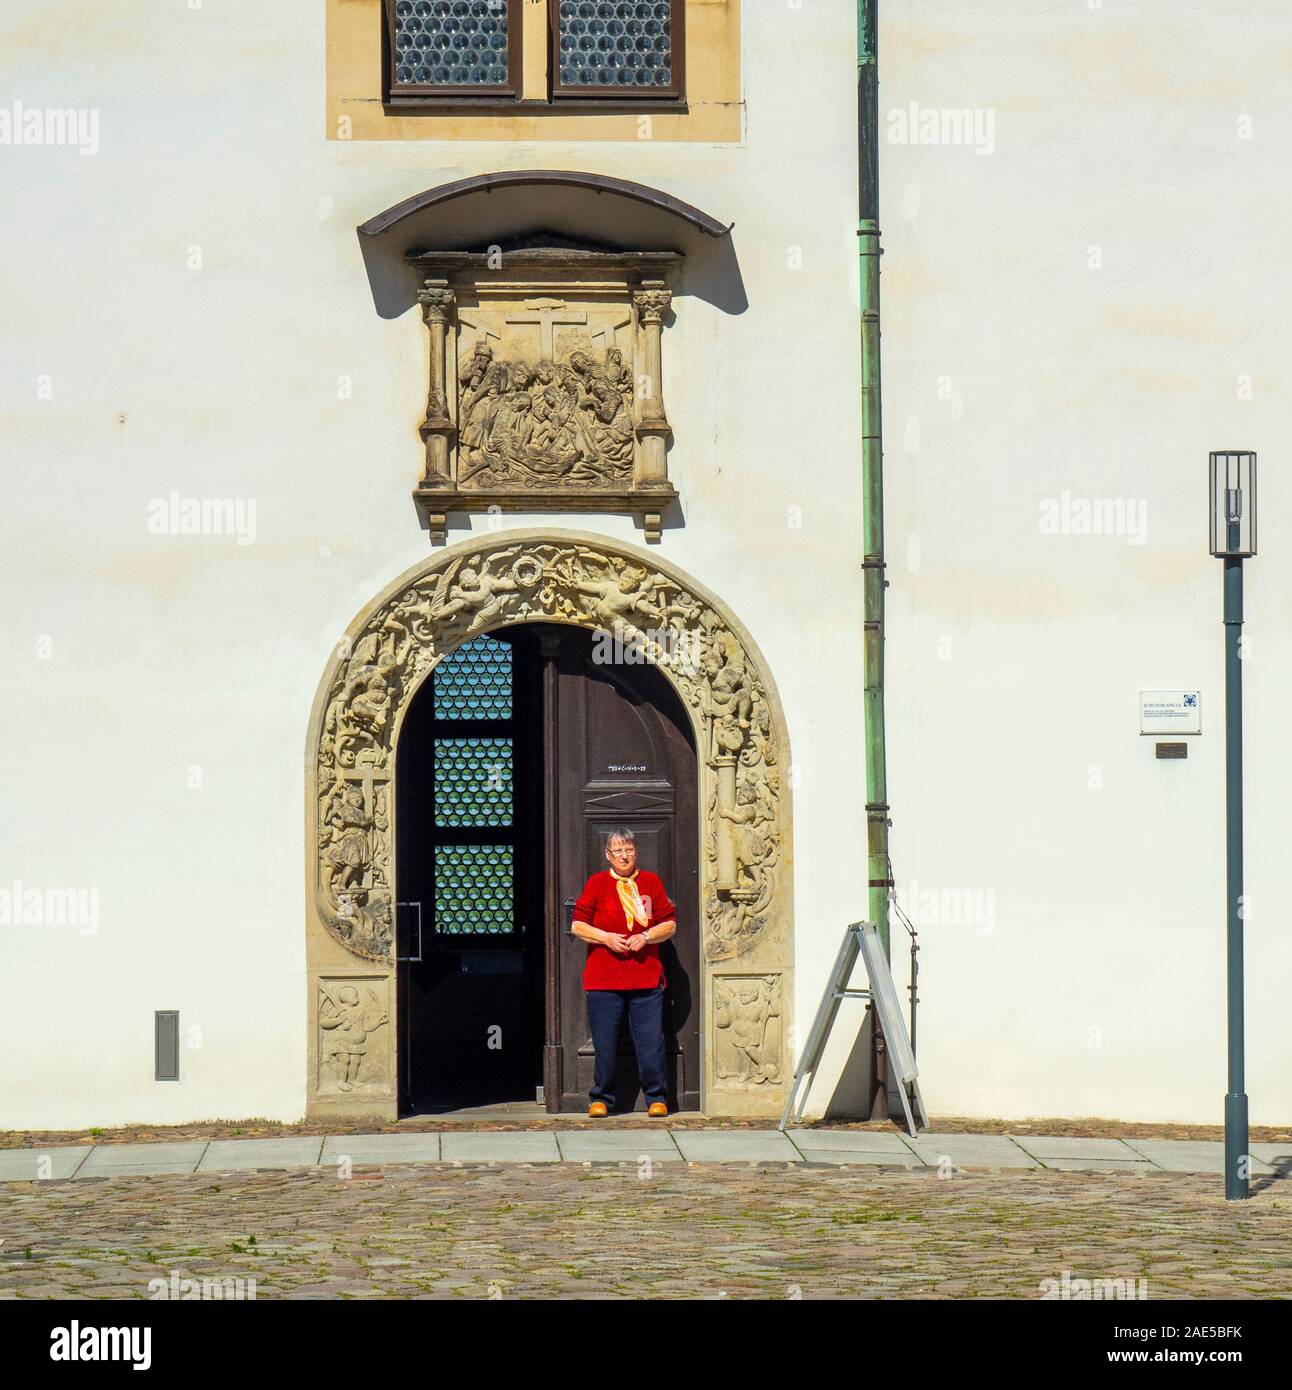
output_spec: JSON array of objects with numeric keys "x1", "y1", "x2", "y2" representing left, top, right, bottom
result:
[{"x1": 586, "y1": 984, "x2": 668, "y2": 1108}]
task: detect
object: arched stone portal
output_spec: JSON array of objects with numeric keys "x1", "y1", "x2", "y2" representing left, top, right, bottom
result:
[{"x1": 306, "y1": 529, "x2": 793, "y2": 1120}]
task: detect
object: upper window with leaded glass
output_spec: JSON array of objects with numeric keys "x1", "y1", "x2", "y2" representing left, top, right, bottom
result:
[
  {"x1": 552, "y1": 1, "x2": 681, "y2": 98},
  {"x1": 386, "y1": 0, "x2": 522, "y2": 99},
  {"x1": 382, "y1": 0, "x2": 684, "y2": 105}
]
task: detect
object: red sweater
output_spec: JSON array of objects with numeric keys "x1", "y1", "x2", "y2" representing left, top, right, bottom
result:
[{"x1": 573, "y1": 869, "x2": 677, "y2": 991}]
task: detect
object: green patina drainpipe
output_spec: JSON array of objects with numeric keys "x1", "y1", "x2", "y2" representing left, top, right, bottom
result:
[{"x1": 858, "y1": 0, "x2": 892, "y2": 958}]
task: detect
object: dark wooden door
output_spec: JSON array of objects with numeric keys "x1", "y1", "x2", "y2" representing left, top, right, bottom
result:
[
  {"x1": 396, "y1": 623, "x2": 699, "y2": 1115},
  {"x1": 396, "y1": 629, "x2": 545, "y2": 1113},
  {"x1": 547, "y1": 627, "x2": 701, "y2": 1113}
]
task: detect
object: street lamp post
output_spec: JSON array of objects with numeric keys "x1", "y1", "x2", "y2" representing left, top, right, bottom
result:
[{"x1": 1209, "y1": 449, "x2": 1256, "y2": 1201}]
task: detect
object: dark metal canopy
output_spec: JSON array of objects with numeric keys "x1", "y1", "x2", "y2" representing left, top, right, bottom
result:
[{"x1": 358, "y1": 169, "x2": 733, "y2": 240}]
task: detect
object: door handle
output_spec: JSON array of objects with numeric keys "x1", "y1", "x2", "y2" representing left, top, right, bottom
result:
[{"x1": 564, "y1": 898, "x2": 576, "y2": 939}]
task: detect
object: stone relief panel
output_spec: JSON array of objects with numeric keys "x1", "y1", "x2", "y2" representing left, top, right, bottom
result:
[
  {"x1": 456, "y1": 339, "x2": 636, "y2": 489},
  {"x1": 312, "y1": 537, "x2": 786, "y2": 968},
  {"x1": 406, "y1": 249, "x2": 680, "y2": 542},
  {"x1": 713, "y1": 975, "x2": 784, "y2": 1087},
  {"x1": 317, "y1": 978, "x2": 391, "y2": 1095}
]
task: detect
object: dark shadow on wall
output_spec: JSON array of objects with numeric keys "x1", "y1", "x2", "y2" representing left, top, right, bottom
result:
[
  {"x1": 822, "y1": 1007, "x2": 909, "y2": 1124},
  {"x1": 356, "y1": 181, "x2": 749, "y2": 322}
]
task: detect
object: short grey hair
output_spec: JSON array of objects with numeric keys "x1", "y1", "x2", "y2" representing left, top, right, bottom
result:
[{"x1": 604, "y1": 827, "x2": 637, "y2": 852}]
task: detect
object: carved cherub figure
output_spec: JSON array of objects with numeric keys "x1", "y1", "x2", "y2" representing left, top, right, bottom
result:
[
  {"x1": 571, "y1": 557, "x2": 663, "y2": 628},
  {"x1": 433, "y1": 558, "x2": 520, "y2": 628},
  {"x1": 319, "y1": 984, "x2": 389, "y2": 1091},
  {"x1": 718, "y1": 770, "x2": 776, "y2": 890},
  {"x1": 702, "y1": 639, "x2": 754, "y2": 760},
  {"x1": 714, "y1": 976, "x2": 782, "y2": 1084}
]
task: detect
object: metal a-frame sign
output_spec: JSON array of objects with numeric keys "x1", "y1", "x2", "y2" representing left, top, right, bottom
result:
[{"x1": 778, "y1": 920, "x2": 929, "y2": 1138}]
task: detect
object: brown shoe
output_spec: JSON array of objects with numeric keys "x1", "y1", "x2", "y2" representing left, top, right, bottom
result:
[
  {"x1": 647, "y1": 1102, "x2": 668, "y2": 1118},
  {"x1": 588, "y1": 1102, "x2": 609, "y2": 1118}
]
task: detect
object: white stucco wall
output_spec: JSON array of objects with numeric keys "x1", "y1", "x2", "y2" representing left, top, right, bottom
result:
[
  {"x1": 879, "y1": 0, "x2": 1292, "y2": 1124},
  {"x1": 2, "y1": 0, "x2": 1287, "y2": 1129},
  {"x1": 2, "y1": 0, "x2": 865, "y2": 1129}
]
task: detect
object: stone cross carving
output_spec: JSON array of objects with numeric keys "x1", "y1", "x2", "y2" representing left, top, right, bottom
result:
[{"x1": 505, "y1": 299, "x2": 588, "y2": 362}]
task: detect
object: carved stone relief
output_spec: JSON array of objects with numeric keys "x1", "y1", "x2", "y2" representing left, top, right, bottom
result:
[
  {"x1": 312, "y1": 536, "x2": 787, "y2": 968},
  {"x1": 456, "y1": 342, "x2": 636, "y2": 488},
  {"x1": 317, "y1": 979, "x2": 391, "y2": 1094},
  {"x1": 405, "y1": 249, "x2": 681, "y2": 543},
  {"x1": 713, "y1": 975, "x2": 784, "y2": 1087}
]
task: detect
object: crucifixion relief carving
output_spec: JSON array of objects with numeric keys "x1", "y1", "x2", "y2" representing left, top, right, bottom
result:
[{"x1": 405, "y1": 248, "x2": 682, "y2": 543}]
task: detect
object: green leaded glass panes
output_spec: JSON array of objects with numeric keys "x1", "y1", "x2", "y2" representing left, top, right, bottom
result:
[
  {"x1": 434, "y1": 737, "x2": 513, "y2": 827},
  {"x1": 434, "y1": 635, "x2": 513, "y2": 720},
  {"x1": 434, "y1": 844, "x2": 514, "y2": 933},
  {"x1": 557, "y1": 0, "x2": 673, "y2": 89},
  {"x1": 391, "y1": 0, "x2": 512, "y2": 89}
]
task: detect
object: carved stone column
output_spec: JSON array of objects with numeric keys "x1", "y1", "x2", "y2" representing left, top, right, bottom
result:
[
  {"x1": 632, "y1": 280, "x2": 673, "y2": 493},
  {"x1": 417, "y1": 279, "x2": 456, "y2": 492},
  {"x1": 714, "y1": 754, "x2": 738, "y2": 892}
]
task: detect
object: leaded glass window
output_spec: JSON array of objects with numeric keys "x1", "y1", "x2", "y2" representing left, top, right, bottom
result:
[
  {"x1": 434, "y1": 737, "x2": 513, "y2": 827},
  {"x1": 427, "y1": 634, "x2": 520, "y2": 937},
  {"x1": 434, "y1": 845, "x2": 514, "y2": 934},
  {"x1": 433, "y1": 635, "x2": 513, "y2": 719},
  {"x1": 554, "y1": 1, "x2": 679, "y2": 94},
  {"x1": 386, "y1": 0, "x2": 520, "y2": 96},
  {"x1": 383, "y1": 0, "x2": 684, "y2": 103}
]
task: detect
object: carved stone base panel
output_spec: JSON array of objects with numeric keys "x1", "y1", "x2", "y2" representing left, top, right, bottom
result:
[
  {"x1": 306, "y1": 529, "x2": 793, "y2": 1119},
  {"x1": 707, "y1": 971, "x2": 792, "y2": 1116},
  {"x1": 310, "y1": 973, "x2": 397, "y2": 1121}
]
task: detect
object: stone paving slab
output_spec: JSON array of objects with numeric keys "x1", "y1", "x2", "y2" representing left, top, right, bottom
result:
[
  {"x1": 1028, "y1": 1157, "x2": 1159, "y2": 1174},
  {"x1": 440, "y1": 1132, "x2": 561, "y2": 1164},
  {"x1": 0, "y1": 1147, "x2": 92, "y2": 1181},
  {"x1": 672, "y1": 1129, "x2": 800, "y2": 1163},
  {"x1": 1010, "y1": 1135, "x2": 1144, "y2": 1162},
  {"x1": 4, "y1": 1129, "x2": 1291, "y2": 1184},
  {"x1": 787, "y1": 1128, "x2": 916, "y2": 1154},
  {"x1": 1123, "y1": 1139, "x2": 1275, "y2": 1175},
  {"x1": 197, "y1": 1138, "x2": 324, "y2": 1172},
  {"x1": 793, "y1": 1146, "x2": 926, "y2": 1168},
  {"x1": 556, "y1": 1131, "x2": 683, "y2": 1162},
  {"x1": 76, "y1": 1142, "x2": 208, "y2": 1178},
  {"x1": 905, "y1": 1134, "x2": 1040, "y2": 1170},
  {"x1": 320, "y1": 1134, "x2": 441, "y2": 1164}
]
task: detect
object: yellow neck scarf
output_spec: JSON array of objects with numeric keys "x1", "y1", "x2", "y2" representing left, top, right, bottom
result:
[{"x1": 612, "y1": 868, "x2": 649, "y2": 930}]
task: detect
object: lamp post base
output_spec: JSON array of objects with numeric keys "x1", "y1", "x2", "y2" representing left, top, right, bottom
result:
[{"x1": 1224, "y1": 1091, "x2": 1250, "y2": 1200}]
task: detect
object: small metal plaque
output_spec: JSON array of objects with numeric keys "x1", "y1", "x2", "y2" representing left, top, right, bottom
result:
[
  {"x1": 1140, "y1": 690, "x2": 1201, "y2": 735},
  {"x1": 1155, "y1": 742, "x2": 1188, "y2": 759}
]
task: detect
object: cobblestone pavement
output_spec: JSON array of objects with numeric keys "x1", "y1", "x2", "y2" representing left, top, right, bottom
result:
[{"x1": 2, "y1": 1164, "x2": 1289, "y2": 1300}]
